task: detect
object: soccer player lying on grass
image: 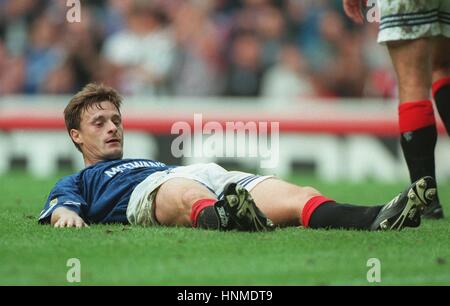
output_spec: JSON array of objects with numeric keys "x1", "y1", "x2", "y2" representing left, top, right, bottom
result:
[{"x1": 39, "y1": 83, "x2": 437, "y2": 231}]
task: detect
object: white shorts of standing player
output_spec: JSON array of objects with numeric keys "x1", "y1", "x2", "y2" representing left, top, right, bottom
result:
[{"x1": 378, "y1": 0, "x2": 450, "y2": 43}]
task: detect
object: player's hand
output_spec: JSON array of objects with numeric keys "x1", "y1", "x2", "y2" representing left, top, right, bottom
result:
[
  {"x1": 343, "y1": 0, "x2": 365, "y2": 24},
  {"x1": 52, "y1": 207, "x2": 89, "y2": 228},
  {"x1": 54, "y1": 215, "x2": 88, "y2": 228}
]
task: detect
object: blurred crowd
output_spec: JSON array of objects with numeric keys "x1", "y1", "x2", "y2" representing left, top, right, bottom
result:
[{"x1": 0, "y1": 0, "x2": 397, "y2": 99}]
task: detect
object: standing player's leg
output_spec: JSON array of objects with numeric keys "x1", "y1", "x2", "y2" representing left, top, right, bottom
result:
[
  {"x1": 249, "y1": 177, "x2": 436, "y2": 231},
  {"x1": 431, "y1": 0, "x2": 450, "y2": 134},
  {"x1": 432, "y1": 36, "x2": 450, "y2": 135},
  {"x1": 386, "y1": 38, "x2": 443, "y2": 219},
  {"x1": 428, "y1": 35, "x2": 450, "y2": 218}
]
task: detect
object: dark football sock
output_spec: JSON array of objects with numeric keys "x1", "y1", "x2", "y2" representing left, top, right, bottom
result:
[
  {"x1": 301, "y1": 195, "x2": 382, "y2": 230},
  {"x1": 400, "y1": 125, "x2": 437, "y2": 182},
  {"x1": 398, "y1": 101, "x2": 437, "y2": 182},
  {"x1": 196, "y1": 206, "x2": 221, "y2": 229},
  {"x1": 308, "y1": 202, "x2": 383, "y2": 230},
  {"x1": 433, "y1": 76, "x2": 450, "y2": 135}
]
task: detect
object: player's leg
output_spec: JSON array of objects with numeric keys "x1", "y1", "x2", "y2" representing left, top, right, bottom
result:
[
  {"x1": 423, "y1": 35, "x2": 450, "y2": 218},
  {"x1": 432, "y1": 35, "x2": 450, "y2": 135},
  {"x1": 153, "y1": 177, "x2": 271, "y2": 231},
  {"x1": 387, "y1": 38, "x2": 432, "y2": 102},
  {"x1": 387, "y1": 38, "x2": 437, "y2": 182},
  {"x1": 249, "y1": 176, "x2": 436, "y2": 230},
  {"x1": 431, "y1": 0, "x2": 450, "y2": 130},
  {"x1": 376, "y1": 0, "x2": 444, "y2": 219},
  {"x1": 154, "y1": 178, "x2": 218, "y2": 227},
  {"x1": 248, "y1": 178, "x2": 321, "y2": 226},
  {"x1": 386, "y1": 38, "x2": 444, "y2": 218},
  {"x1": 249, "y1": 178, "x2": 382, "y2": 230}
]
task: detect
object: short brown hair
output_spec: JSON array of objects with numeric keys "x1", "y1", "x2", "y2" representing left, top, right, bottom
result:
[{"x1": 64, "y1": 83, "x2": 123, "y2": 151}]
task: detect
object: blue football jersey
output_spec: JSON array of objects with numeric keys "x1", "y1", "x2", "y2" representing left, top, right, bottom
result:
[{"x1": 38, "y1": 159, "x2": 172, "y2": 224}]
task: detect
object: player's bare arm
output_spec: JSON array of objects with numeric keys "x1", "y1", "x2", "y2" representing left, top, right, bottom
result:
[
  {"x1": 343, "y1": 0, "x2": 364, "y2": 24},
  {"x1": 51, "y1": 206, "x2": 88, "y2": 228}
]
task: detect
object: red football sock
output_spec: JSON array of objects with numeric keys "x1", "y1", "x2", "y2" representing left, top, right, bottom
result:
[
  {"x1": 432, "y1": 76, "x2": 450, "y2": 136},
  {"x1": 398, "y1": 100, "x2": 438, "y2": 182},
  {"x1": 301, "y1": 196, "x2": 335, "y2": 228},
  {"x1": 398, "y1": 100, "x2": 435, "y2": 133},
  {"x1": 432, "y1": 76, "x2": 450, "y2": 98},
  {"x1": 190, "y1": 199, "x2": 216, "y2": 228}
]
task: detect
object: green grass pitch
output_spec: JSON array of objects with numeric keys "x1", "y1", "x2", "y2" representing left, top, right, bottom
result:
[{"x1": 1, "y1": 172, "x2": 449, "y2": 285}]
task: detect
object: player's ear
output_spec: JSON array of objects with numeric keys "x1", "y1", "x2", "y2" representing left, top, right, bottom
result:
[{"x1": 70, "y1": 129, "x2": 83, "y2": 146}]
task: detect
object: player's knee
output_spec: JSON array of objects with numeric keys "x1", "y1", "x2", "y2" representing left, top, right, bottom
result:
[
  {"x1": 181, "y1": 188, "x2": 215, "y2": 209},
  {"x1": 301, "y1": 186, "x2": 322, "y2": 200},
  {"x1": 294, "y1": 186, "x2": 322, "y2": 204}
]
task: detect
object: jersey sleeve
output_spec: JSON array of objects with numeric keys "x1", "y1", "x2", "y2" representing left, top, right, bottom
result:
[{"x1": 38, "y1": 174, "x2": 88, "y2": 224}]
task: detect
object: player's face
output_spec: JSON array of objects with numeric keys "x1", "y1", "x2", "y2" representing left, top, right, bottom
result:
[{"x1": 73, "y1": 101, "x2": 124, "y2": 165}]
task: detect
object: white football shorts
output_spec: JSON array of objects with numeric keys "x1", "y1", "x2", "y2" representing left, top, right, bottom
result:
[{"x1": 378, "y1": 0, "x2": 450, "y2": 43}]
